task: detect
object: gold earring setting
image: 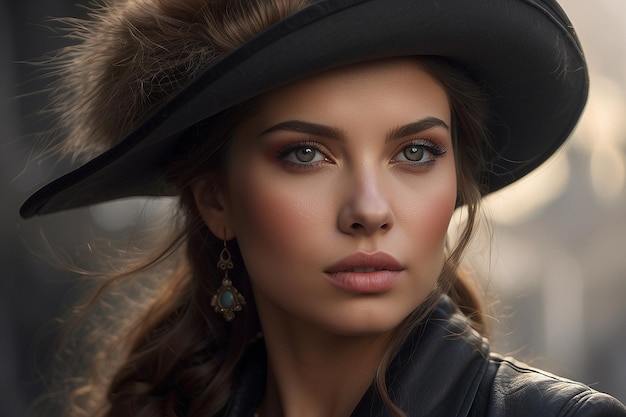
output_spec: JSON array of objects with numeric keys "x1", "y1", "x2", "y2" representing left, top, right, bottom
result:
[{"x1": 211, "y1": 241, "x2": 246, "y2": 321}]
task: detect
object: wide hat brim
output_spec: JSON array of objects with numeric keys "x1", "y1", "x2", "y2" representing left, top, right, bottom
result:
[{"x1": 20, "y1": 0, "x2": 588, "y2": 218}]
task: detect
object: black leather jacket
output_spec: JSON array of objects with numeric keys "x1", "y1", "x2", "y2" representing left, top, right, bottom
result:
[{"x1": 220, "y1": 296, "x2": 626, "y2": 416}]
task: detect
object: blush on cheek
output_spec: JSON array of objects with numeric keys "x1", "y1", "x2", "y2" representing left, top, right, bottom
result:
[
  {"x1": 409, "y1": 174, "x2": 457, "y2": 234},
  {"x1": 411, "y1": 176, "x2": 458, "y2": 264},
  {"x1": 416, "y1": 202, "x2": 455, "y2": 300},
  {"x1": 231, "y1": 180, "x2": 281, "y2": 240},
  {"x1": 229, "y1": 172, "x2": 324, "y2": 257},
  {"x1": 431, "y1": 187, "x2": 458, "y2": 238}
]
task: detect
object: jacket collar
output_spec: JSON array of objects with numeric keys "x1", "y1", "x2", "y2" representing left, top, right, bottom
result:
[
  {"x1": 352, "y1": 296, "x2": 489, "y2": 416},
  {"x1": 221, "y1": 295, "x2": 490, "y2": 417}
]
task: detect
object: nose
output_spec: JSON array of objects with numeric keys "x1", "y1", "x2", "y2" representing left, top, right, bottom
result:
[{"x1": 338, "y1": 169, "x2": 394, "y2": 236}]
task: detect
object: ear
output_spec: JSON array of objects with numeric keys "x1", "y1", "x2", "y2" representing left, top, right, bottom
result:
[{"x1": 190, "y1": 178, "x2": 235, "y2": 240}]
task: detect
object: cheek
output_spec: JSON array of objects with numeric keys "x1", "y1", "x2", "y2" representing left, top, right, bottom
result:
[
  {"x1": 403, "y1": 165, "x2": 457, "y2": 242},
  {"x1": 400, "y1": 163, "x2": 458, "y2": 280},
  {"x1": 232, "y1": 178, "x2": 311, "y2": 236},
  {"x1": 429, "y1": 168, "x2": 458, "y2": 250},
  {"x1": 433, "y1": 170, "x2": 458, "y2": 265},
  {"x1": 428, "y1": 183, "x2": 457, "y2": 245},
  {"x1": 225, "y1": 165, "x2": 331, "y2": 272}
]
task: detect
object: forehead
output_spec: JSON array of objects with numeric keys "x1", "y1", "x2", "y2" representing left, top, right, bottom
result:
[{"x1": 240, "y1": 57, "x2": 451, "y2": 130}]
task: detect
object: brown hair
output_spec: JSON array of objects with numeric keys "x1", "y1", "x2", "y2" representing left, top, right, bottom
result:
[{"x1": 41, "y1": 1, "x2": 490, "y2": 417}]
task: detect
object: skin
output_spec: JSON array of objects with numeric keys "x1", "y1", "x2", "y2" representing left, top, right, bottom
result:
[{"x1": 193, "y1": 57, "x2": 457, "y2": 417}]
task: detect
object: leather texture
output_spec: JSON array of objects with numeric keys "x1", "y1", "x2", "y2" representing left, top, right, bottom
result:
[{"x1": 219, "y1": 296, "x2": 626, "y2": 417}]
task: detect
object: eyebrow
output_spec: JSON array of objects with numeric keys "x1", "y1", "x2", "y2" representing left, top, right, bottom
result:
[
  {"x1": 259, "y1": 120, "x2": 343, "y2": 139},
  {"x1": 387, "y1": 117, "x2": 449, "y2": 142},
  {"x1": 258, "y1": 117, "x2": 449, "y2": 141}
]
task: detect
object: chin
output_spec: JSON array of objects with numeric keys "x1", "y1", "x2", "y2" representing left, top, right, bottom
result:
[{"x1": 315, "y1": 302, "x2": 419, "y2": 337}]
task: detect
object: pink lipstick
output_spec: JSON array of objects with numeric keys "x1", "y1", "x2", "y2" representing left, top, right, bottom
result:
[{"x1": 324, "y1": 252, "x2": 404, "y2": 293}]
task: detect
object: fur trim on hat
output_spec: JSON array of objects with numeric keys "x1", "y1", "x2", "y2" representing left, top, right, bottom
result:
[{"x1": 48, "y1": 0, "x2": 310, "y2": 161}]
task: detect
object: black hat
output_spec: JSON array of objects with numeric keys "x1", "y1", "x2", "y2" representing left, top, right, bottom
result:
[{"x1": 20, "y1": 0, "x2": 588, "y2": 218}]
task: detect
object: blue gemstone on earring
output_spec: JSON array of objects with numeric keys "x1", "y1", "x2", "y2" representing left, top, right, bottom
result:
[{"x1": 220, "y1": 290, "x2": 235, "y2": 309}]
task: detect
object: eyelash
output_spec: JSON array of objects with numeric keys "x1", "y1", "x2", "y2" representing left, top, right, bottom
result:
[{"x1": 275, "y1": 139, "x2": 447, "y2": 169}]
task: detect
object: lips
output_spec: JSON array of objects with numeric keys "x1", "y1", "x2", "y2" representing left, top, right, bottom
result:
[
  {"x1": 325, "y1": 252, "x2": 403, "y2": 273},
  {"x1": 324, "y1": 252, "x2": 404, "y2": 293}
]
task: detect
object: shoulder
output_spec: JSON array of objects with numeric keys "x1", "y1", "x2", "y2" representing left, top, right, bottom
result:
[{"x1": 480, "y1": 354, "x2": 626, "y2": 417}]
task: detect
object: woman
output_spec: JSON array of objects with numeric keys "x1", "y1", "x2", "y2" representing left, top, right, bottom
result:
[{"x1": 21, "y1": 0, "x2": 626, "y2": 416}]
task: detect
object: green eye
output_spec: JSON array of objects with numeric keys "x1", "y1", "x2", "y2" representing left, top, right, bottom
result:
[
  {"x1": 295, "y1": 147, "x2": 317, "y2": 162},
  {"x1": 393, "y1": 141, "x2": 446, "y2": 165},
  {"x1": 403, "y1": 146, "x2": 425, "y2": 162},
  {"x1": 277, "y1": 142, "x2": 330, "y2": 167}
]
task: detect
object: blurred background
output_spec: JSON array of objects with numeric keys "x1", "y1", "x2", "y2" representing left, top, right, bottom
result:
[{"x1": 1, "y1": 1, "x2": 625, "y2": 416}]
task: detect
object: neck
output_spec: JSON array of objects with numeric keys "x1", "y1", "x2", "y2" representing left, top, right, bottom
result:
[{"x1": 255, "y1": 302, "x2": 394, "y2": 417}]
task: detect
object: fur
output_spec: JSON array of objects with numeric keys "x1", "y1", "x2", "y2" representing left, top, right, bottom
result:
[{"x1": 49, "y1": 0, "x2": 309, "y2": 161}]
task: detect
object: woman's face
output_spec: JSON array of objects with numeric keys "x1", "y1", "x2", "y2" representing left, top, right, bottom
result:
[{"x1": 197, "y1": 58, "x2": 457, "y2": 336}]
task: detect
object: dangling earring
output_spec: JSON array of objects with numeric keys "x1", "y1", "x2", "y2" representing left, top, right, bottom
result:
[{"x1": 211, "y1": 238, "x2": 246, "y2": 321}]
